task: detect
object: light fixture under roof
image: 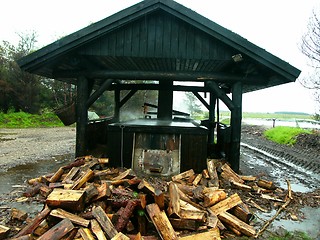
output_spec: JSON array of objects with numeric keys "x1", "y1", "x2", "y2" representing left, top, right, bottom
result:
[{"x1": 232, "y1": 54, "x2": 243, "y2": 62}]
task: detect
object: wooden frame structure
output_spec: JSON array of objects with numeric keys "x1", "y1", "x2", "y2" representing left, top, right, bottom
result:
[{"x1": 18, "y1": 0, "x2": 300, "y2": 172}]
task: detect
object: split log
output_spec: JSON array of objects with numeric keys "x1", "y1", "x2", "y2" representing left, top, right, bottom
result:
[
  {"x1": 209, "y1": 193, "x2": 242, "y2": 215},
  {"x1": 206, "y1": 215, "x2": 218, "y2": 228},
  {"x1": 46, "y1": 188, "x2": 85, "y2": 212},
  {"x1": 154, "y1": 189, "x2": 165, "y2": 210},
  {"x1": 79, "y1": 227, "x2": 95, "y2": 240},
  {"x1": 7, "y1": 235, "x2": 31, "y2": 240},
  {"x1": 50, "y1": 208, "x2": 90, "y2": 227},
  {"x1": 14, "y1": 205, "x2": 51, "y2": 238},
  {"x1": 192, "y1": 174, "x2": 202, "y2": 186},
  {"x1": 49, "y1": 167, "x2": 64, "y2": 183},
  {"x1": 48, "y1": 182, "x2": 64, "y2": 189},
  {"x1": 0, "y1": 224, "x2": 10, "y2": 239},
  {"x1": 203, "y1": 189, "x2": 227, "y2": 207},
  {"x1": 202, "y1": 169, "x2": 210, "y2": 179},
  {"x1": 39, "y1": 184, "x2": 52, "y2": 197},
  {"x1": 179, "y1": 200, "x2": 207, "y2": 222},
  {"x1": 71, "y1": 168, "x2": 94, "y2": 190},
  {"x1": 37, "y1": 218, "x2": 74, "y2": 240},
  {"x1": 260, "y1": 194, "x2": 285, "y2": 202},
  {"x1": 231, "y1": 181, "x2": 252, "y2": 191},
  {"x1": 138, "y1": 179, "x2": 156, "y2": 195},
  {"x1": 11, "y1": 208, "x2": 28, "y2": 221},
  {"x1": 62, "y1": 167, "x2": 80, "y2": 184},
  {"x1": 23, "y1": 182, "x2": 43, "y2": 197},
  {"x1": 248, "y1": 200, "x2": 268, "y2": 212},
  {"x1": 63, "y1": 228, "x2": 78, "y2": 240},
  {"x1": 84, "y1": 183, "x2": 99, "y2": 203},
  {"x1": 257, "y1": 179, "x2": 276, "y2": 190},
  {"x1": 146, "y1": 203, "x2": 178, "y2": 240},
  {"x1": 239, "y1": 175, "x2": 257, "y2": 181},
  {"x1": 167, "y1": 182, "x2": 180, "y2": 217},
  {"x1": 92, "y1": 182, "x2": 111, "y2": 201},
  {"x1": 34, "y1": 220, "x2": 49, "y2": 236},
  {"x1": 221, "y1": 163, "x2": 244, "y2": 184},
  {"x1": 176, "y1": 183, "x2": 196, "y2": 196},
  {"x1": 179, "y1": 227, "x2": 221, "y2": 240},
  {"x1": 229, "y1": 203, "x2": 253, "y2": 223},
  {"x1": 177, "y1": 187, "x2": 206, "y2": 211},
  {"x1": 91, "y1": 219, "x2": 107, "y2": 240},
  {"x1": 111, "y1": 232, "x2": 130, "y2": 240},
  {"x1": 218, "y1": 211, "x2": 256, "y2": 237},
  {"x1": 115, "y1": 200, "x2": 140, "y2": 232},
  {"x1": 112, "y1": 169, "x2": 136, "y2": 180},
  {"x1": 172, "y1": 169, "x2": 195, "y2": 182},
  {"x1": 98, "y1": 158, "x2": 109, "y2": 164},
  {"x1": 169, "y1": 218, "x2": 199, "y2": 231},
  {"x1": 92, "y1": 206, "x2": 118, "y2": 239},
  {"x1": 62, "y1": 158, "x2": 86, "y2": 170},
  {"x1": 207, "y1": 159, "x2": 219, "y2": 187}
]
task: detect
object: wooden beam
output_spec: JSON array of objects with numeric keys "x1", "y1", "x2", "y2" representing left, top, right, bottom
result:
[
  {"x1": 192, "y1": 91, "x2": 209, "y2": 110},
  {"x1": 229, "y1": 81, "x2": 242, "y2": 172},
  {"x1": 76, "y1": 75, "x2": 89, "y2": 157},
  {"x1": 208, "y1": 93, "x2": 216, "y2": 144},
  {"x1": 119, "y1": 89, "x2": 138, "y2": 108},
  {"x1": 158, "y1": 80, "x2": 173, "y2": 120},
  {"x1": 53, "y1": 70, "x2": 253, "y2": 82},
  {"x1": 206, "y1": 81, "x2": 234, "y2": 110},
  {"x1": 86, "y1": 79, "x2": 114, "y2": 108}
]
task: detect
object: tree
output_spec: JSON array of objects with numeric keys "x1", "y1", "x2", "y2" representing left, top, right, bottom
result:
[
  {"x1": 184, "y1": 92, "x2": 202, "y2": 118},
  {"x1": 300, "y1": 8, "x2": 320, "y2": 115}
]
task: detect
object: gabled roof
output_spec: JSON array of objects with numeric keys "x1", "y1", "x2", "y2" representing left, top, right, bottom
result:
[{"x1": 17, "y1": 0, "x2": 300, "y2": 93}]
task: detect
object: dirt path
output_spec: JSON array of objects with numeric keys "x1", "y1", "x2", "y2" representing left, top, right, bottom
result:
[{"x1": 0, "y1": 127, "x2": 76, "y2": 172}]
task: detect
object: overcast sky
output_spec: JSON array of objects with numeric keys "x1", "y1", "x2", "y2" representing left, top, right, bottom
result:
[{"x1": 1, "y1": 0, "x2": 319, "y2": 114}]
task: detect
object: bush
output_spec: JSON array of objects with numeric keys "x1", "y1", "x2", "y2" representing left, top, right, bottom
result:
[{"x1": 264, "y1": 126, "x2": 311, "y2": 145}]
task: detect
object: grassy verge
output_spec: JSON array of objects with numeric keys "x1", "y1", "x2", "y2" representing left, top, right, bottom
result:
[
  {"x1": 0, "y1": 111, "x2": 64, "y2": 128},
  {"x1": 263, "y1": 126, "x2": 312, "y2": 145}
]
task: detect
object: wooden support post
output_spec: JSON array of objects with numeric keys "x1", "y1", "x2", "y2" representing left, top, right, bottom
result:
[
  {"x1": 229, "y1": 81, "x2": 242, "y2": 173},
  {"x1": 208, "y1": 93, "x2": 216, "y2": 144},
  {"x1": 76, "y1": 75, "x2": 89, "y2": 157},
  {"x1": 114, "y1": 88, "x2": 120, "y2": 122},
  {"x1": 158, "y1": 80, "x2": 173, "y2": 120}
]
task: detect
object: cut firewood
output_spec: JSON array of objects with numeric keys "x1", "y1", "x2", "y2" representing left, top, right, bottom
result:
[
  {"x1": 0, "y1": 224, "x2": 10, "y2": 239},
  {"x1": 91, "y1": 219, "x2": 107, "y2": 240},
  {"x1": 154, "y1": 189, "x2": 165, "y2": 210},
  {"x1": 92, "y1": 182, "x2": 111, "y2": 201},
  {"x1": 71, "y1": 168, "x2": 94, "y2": 190},
  {"x1": 111, "y1": 232, "x2": 130, "y2": 240},
  {"x1": 11, "y1": 208, "x2": 28, "y2": 221},
  {"x1": 167, "y1": 182, "x2": 180, "y2": 217},
  {"x1": 206, "y1": 214, "x2": 218, "y2": 228},
  {"x1": 221, "y1": 163, "x2": 244, "y2": 184},
  {"x1": 172, "y1": 169, "x2": 194, "y2": 182},
  {"x1": 98, "y1": 158, "x2": 109, "y2": 164},
  {"x1": 79, "y1": 227, "x2": 95, "y2": 240},
  {"x1": 239, "y1": 175, "x2": 257, "y2": 181},
  {"x1": 257, "y1": 179, "x2": 276, "y2": 190},
  {"x1": 115, "y1": 200, "x2": 140, "y2": 232},
  {"x1": 192, "y1": 174, "x2": 202, "y2": 186},
  {"x1": 260, "y1": 194, "x2": 285, "y2": 202},
  {"x1": 62, "y1": 167, "x2": 80, "y2": 184},
  {"x1": 218, "y1": 211, "x2": 256, "y2": 237},
  {"x1": 84, "y1": 183, "x2": 99, "y2": 203},
  {"x1": 203, "y1": 189, "x2": 227, "y2": 207},
  {"x1": 209, "y1": 193, "x2": 242, "y2": 216},
  {"x1": 230, "y1": 181, "x2": 252, "y2": 191},
  {"x1": 229, "y1": 203, "x2": 253, "y2": 223},
  {"x1": 207, "y1": 159, "x2": 219, "y2": 187},
  {"x1": 92, "y1": 206, "x2": 118, "y2": 239},
  {"x1": 179, "y1": 200, "x2": 207, "y2": 222},
  {"x1": 146, "y1": 203, "x2": 178, "y2": 240},
  {"x1": 112, "y1": 169, "x2": 136, "y2": 180},
  {"x1": 50, "y1": 208, "x2": 90, "y2": 227},
  {"x1": 138, "y1": 179, "x2": 156, "y2": 195},
  {"x1": 46, "y1": 188, "x2": 85, "y2": 212},
  {"x1": 248, "y1": 200, "x2": 268, "y2": 212},
  {"x1": 169, "y1": 218, "x2": 199, "y2": 231},
  {"x1": 14, "y1": 205, "x2": 51, "y2": 238},
  {"x1": 39, "y1": 185, "x2": 52, "y2": 197},
  {"x1": 49, "y1": 167, "x2": 64, "y2": 183},
  {"x1": 202, "y1": 169, "x2": 210, "y2": 179},
  {"x1": 176, "y1": 183, "x2": 196, "y2": 196},
  {"x1": 179, "y1": 227, "x2": 221, "y2": 240},
  {"x1": 34, "y1": 220, "x2": 49, "y2": 236},
  {"x1": 37, "y1": 218, "x2": 74, "y2": 240}
]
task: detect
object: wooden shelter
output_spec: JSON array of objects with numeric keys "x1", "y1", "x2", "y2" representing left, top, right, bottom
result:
[{"x1": 17, "y1": 0, "x2": 300, "y2": 173}]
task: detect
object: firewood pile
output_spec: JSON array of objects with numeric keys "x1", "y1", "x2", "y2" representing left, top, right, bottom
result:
[{"x1": 0, "y1": 156, "x2": 293, "y2": 240}]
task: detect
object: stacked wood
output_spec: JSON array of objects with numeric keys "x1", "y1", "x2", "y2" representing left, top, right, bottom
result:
[{"x1": 4, "y1": 156, "x2": 284, "y2": 239}]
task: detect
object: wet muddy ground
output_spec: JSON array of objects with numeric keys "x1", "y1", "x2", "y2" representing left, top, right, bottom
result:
[{"x1": 0, "y1": 125, "x2": 319, "y2": 239}]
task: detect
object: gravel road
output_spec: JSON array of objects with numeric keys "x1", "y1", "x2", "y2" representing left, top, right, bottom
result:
[{"x1": 0, "y1": 127, "x2": 76, "y2": 172}]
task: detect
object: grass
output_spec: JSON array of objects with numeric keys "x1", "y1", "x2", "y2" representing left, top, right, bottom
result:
[
  {"x1": 268, "y1": 230, "x2": 313, "y2": 240},
  {"x1": 0, "y1": 111, "x2": 64, "y2": 128},
  {"x1": 263, "y1": 126, "x2": 312, "y2": 145}
]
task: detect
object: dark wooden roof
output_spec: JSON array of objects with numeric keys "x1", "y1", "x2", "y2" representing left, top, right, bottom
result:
[{"x1": 17, "y1": 0, "x2": 300, "y2": 93}]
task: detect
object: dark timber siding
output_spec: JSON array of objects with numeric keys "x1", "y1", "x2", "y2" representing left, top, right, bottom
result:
[{"x1": 79, "y1": 10, "x2": 235, "y2": 67}]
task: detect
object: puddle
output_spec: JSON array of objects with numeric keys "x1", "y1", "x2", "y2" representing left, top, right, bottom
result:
[
  {"x1": 256, "y1": 207, "x2": 320, "y2": 239},
  {"x1": 0, "y1": 154, "x2": 73, "y2": 217}
]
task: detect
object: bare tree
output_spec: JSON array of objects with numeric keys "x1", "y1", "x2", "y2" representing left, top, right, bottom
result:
[{"x1": 300, "y1": 8, "x2": 320, "y2": 115}]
